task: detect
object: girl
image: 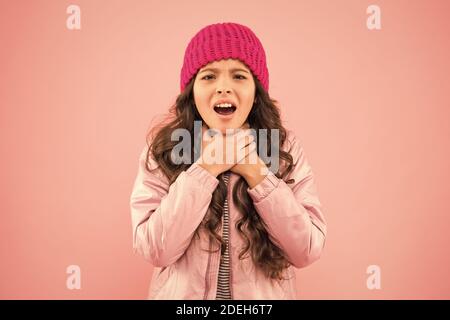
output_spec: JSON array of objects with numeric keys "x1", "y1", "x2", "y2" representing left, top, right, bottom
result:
[{"x1": 130, "y1": 22, "x2": 327, "y2": 300}]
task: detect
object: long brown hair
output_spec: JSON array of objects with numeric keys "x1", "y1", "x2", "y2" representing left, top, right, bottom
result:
[{"x1": 145, "y1": 73, "x2": 295, "y2": 280}]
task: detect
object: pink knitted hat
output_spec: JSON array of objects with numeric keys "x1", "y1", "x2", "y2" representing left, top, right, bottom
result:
[{"x1": 180, "y1": 22, "x2": 269, "y2": 93}]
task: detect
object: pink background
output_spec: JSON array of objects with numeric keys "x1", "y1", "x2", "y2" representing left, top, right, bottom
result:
[{"x1": 1, "y1": 0, "x2": 449, "y2": 299}]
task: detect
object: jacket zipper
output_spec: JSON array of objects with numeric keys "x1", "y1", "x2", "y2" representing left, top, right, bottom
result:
[
  {"x1": 217, "y1": 171, "x2": 233, "y2": 299},
  {"x1": 203, "y1": 171, "x2": 233, "y2": 300},
  {"x1": 227, "y1": 172, "x2": 234, "y2": 299}
]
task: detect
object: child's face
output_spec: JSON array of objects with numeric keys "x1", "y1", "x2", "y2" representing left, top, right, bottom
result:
[{"x1": 193, "y1": 58, "x2": 256, "y2": 134}]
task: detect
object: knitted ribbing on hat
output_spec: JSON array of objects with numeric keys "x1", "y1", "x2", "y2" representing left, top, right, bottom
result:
[{"x1": 180, "y1": 22, "x2": 269, "y2": 92}]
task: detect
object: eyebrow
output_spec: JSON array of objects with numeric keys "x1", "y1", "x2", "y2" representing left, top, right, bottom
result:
[{"x1": 198, "y1": 67, "x2": 250, "y2": 74}]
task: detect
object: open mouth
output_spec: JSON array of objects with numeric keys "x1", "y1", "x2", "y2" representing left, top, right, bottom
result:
[{"x1": 213, "y1": 105, "x2": 237, "y2": 115}]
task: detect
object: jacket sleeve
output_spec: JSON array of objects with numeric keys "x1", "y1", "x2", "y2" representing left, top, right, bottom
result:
[
  {"x1": 129, "y1": 145, "x2": 219, "y2": 267},
  {"x1": 247, "y1": 130, "x2": 327, "y2": 269}
]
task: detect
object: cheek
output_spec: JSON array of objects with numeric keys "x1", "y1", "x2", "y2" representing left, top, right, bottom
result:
[
  {"x1": 237, "y1": 89, "x2": 256, "y2": 114},
  {"x1": 193, "y1": 85, "x2": 213, "y2": 112},
  {"x1": 240, "y1": 95, "x2": 254, "y2": 114},
  {"x1": 195, "y1": 102, "x2": 211, "y2": 115},
  {"x1": 237, "y1": 101, "x2": 254, "y2": 117}
]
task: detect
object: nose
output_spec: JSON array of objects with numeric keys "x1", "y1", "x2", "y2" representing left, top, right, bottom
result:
[
  {"x1": 215, "y1": 77, "x2": 232, "y2": 94},
  {"x1": 216, "y1": 88, "x2": 231, "y2": 94}
]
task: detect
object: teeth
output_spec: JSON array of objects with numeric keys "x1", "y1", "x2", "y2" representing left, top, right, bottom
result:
[{"x1": 215, "y1": 103, "x2": 233, "y2": 108}]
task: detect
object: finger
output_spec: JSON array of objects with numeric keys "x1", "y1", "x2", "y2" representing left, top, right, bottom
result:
[
  {"x1": 236, "y1": 132, "x2": 255, "y2": 148},
  {"x1": 234, "y1": 128, "x2": 255, "y2": 140},
  {"x1": 223, "y1": 129, "x2": 252, "y2": 150},
  {"x1": 247, "y1": 141, "x2": 257, "y2": 154},
  {"x1": 236, "y1": 141, "x2": 257, "y2": 163},
  {"x1": 237, "y1": 144, "x2": 257, "y2": 165},
  {"x1": 231, "y1": 127, "x2": 253, "y2": 138}
]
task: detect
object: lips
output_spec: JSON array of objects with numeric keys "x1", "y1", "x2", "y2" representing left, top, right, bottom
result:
[
  {"x1": 213, "y1": 99, "x2": 237, "y2": 116},
  {"x1": 213, "y1": 105, "x2": 237, "y2": 115}
]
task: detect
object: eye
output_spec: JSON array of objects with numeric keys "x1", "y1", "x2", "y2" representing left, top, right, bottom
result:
[
  {"x1": 201, "y1": 74, "x2": 247, "y2": 80},
  {"x1": 201, "y1": 74, "x2": 215, "y2": 80}
]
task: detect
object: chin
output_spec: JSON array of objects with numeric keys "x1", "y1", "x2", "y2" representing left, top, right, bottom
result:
[
  {"x1": 221, "y1": 124, "x2": 242, "y2": 135},
  {"x1": 206, "y1": 120, "x2": 243, "y2": 135}
]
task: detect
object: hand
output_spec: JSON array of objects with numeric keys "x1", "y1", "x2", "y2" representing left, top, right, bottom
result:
[
  {"x1": 230, "y1": 142, "x2": 269, "y2": 189},
  {"x1": 196, "y1": 123, "x2": 255, "y2": 177}
]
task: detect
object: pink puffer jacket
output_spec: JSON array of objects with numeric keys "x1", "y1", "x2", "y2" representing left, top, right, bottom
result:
[{"x1": 129, "y1": 129, "x2": 327, "y2": 299}]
